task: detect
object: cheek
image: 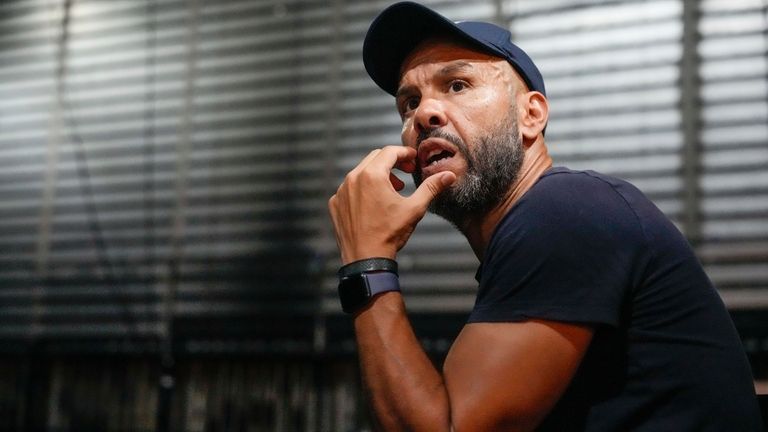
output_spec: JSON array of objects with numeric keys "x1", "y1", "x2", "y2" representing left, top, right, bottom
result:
[
  {"x1": 474, "y1": 88, "x2": 504, "y2": 113},
  {"x1": 463, "y1": 90, "x2": 510, "y2": 128},
  {"x1": 400, "y1": 120, "x2": 414, "y2": 146},
  {"x1": 452, "y1": 102, "x2": 492, "y2": 138}
]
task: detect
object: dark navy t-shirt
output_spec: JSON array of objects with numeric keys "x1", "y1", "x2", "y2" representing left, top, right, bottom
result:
[{"x1": 470, "y1": 168, "x2": 762, "y2": 431}]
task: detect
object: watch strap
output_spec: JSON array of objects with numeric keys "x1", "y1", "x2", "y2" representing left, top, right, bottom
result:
[
  {"x1": 338, "y1": 257, "x2": 398, "y2": 278},
  {"x1": 365, "y1": 271, "x2": 400, "y2": 297},
  {"x1": 338, "y1": 271, "x2": 400, "y2": 314}
]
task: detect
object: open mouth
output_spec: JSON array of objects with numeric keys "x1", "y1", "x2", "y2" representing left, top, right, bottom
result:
[
  {"x1": 425, "y1": 148, "x2": 455, "y2": 166},
  {"x1": 418, "y1": 139, "x2": 457, "y2": 170}
]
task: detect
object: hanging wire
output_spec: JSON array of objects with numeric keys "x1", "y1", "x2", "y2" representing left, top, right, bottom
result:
[{"x1": 55, "y1": 0, "x2": 139, "y2": 338}]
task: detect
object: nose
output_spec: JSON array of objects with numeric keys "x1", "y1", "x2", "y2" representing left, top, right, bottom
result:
[{"x1": 413, "y1": 97, "x2": 448, "y2": 135}]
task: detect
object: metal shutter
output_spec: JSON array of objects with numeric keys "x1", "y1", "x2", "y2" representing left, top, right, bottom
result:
[
  {"x1": 1, "y1": 0, "x2": 766, "y2": 353},
  {"x1": 697, "y1": 0, "x2": 768, "y2": 306},
  {"x1": 0, "y1": 0, "x2": 338, "y2": 351}
]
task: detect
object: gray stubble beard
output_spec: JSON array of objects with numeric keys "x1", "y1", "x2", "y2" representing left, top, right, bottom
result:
[{"x1": 413, "y1": 114, "x2": 524, "y2": 231}]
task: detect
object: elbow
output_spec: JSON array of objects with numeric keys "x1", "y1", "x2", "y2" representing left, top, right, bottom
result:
[
  {"x1": 370, "y1": 399, "x2": 451, "y2": 432},
  {"x1": 449, "y1": 399, "x2": 543, "y2": 432}
]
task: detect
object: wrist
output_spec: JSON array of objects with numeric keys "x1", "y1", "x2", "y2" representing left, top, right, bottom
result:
[
  {"x1": 341, "y1": 248, "x2": 396, "y2": 265},
  {"x1": 338, "y1": 257, "x2": 398, "y2": 278},
  {"x1": 337, "y1": 258, "x2": 400, "y2": 314}
]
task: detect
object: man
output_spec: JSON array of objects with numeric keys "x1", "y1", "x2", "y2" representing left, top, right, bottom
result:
[{"x1": 328, "y1": 2, "x2": 763, "y2": 431}]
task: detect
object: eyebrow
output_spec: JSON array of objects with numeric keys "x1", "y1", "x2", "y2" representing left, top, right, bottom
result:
[
  {"x1": 438, "y1": 61, "x2": 474, "y2": 77},
  {"x1": 395, "y1": 61, "x2": 475, "y2": 99},
  {"x1": 395, "y1": 84, "x2": 416, "y2": 100}
]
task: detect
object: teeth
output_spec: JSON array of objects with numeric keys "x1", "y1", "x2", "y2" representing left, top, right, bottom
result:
[
  {"x1": 427, "y1": 149, "x2": 443, "y2": 160},
  {"x1": 424, "y1": 149, "x2": 453, "y2": 167}
]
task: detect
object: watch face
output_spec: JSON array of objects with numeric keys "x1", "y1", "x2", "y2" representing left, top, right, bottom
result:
[{"x1": 338, "y1": 274, "x2": 371, "y2": 313}]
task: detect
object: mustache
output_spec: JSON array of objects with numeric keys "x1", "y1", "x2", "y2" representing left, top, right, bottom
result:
[{"x1": 417, "y1": 128, "x2": 466, "y2": 151}]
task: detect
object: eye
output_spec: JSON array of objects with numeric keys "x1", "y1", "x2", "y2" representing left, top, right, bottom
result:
[
  {"x1": 449, "y1": 80, "x2": 468, "y2": 93},
  {"x1": 400, "y1": 96, "x2": 420, "y2": 115}
]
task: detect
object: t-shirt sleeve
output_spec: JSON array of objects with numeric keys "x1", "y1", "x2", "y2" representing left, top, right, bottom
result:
[{"x1": 468, "y1": 172, "x2": 647, "y2": 327}]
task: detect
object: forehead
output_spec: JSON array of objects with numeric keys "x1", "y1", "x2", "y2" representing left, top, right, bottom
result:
[{"x1": 399, "y1": 38, "x2": 500, "y2": 78}]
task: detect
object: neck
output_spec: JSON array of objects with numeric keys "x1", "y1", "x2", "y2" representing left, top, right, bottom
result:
[{"x1": 460, "y1": 136, "x2": 552, "y2": 260}]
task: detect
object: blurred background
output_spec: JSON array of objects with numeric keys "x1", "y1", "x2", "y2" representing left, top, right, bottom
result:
[{"x1": 0, "y1": 0, "x2": 766, "y2": 430}]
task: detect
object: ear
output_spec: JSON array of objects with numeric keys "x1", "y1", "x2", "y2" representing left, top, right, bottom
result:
[{"x1": 518, "y1": 91, "x2": 549, "y2": 146}]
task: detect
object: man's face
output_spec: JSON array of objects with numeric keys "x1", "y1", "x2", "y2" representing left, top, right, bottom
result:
[{"x1": 397, "y1": 40, "x2": 525, "y2": 226}]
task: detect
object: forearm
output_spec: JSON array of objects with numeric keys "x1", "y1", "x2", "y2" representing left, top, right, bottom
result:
[
  {"x1": 327, "y1": 146, "x2": 457, "y2": 429},
  {"x1": 354, "y1": 292, "x2": 451, "y2": 431}
]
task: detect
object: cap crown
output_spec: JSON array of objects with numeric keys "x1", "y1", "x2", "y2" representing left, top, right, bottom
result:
[{"x1": 363, "y1": 2, "x2": 545, "y2": 97}]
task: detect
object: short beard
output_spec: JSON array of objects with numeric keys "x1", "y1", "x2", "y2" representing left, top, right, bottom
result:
[{"x1": 413, "y1": 115, "x2": 524, "y2": 230}]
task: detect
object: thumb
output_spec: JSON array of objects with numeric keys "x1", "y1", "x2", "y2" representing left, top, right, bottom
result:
[{"x1": 410, "y1": 172, "x2": 456, "y2": 210}]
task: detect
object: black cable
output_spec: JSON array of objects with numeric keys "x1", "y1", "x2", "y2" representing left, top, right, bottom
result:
[{"x1": 55, "y1": 0, "x2": 139, "y2": 338}]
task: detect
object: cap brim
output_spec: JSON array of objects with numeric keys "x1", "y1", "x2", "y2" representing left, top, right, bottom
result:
[{"x1": 363, "y1": 2, "x2": 505, "y2": 96}]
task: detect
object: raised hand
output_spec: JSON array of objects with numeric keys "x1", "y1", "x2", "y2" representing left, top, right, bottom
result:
[{"x1": 328, "y1": 146, "x2": 456, "y2": 264}]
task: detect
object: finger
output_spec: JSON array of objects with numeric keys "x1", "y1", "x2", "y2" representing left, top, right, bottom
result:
[
  {"x1": 409, "y1": 171, "x2": 457, "y2": 211},
  {"x1": 394, "y1": 147, "x2": 417, "y2": 173},
  {"x1": 389, "y1": 172, "x2": 405, "y2": 191},
  {"x1": 395, "y1": 159, "x2": 416, "y2": 174},
  {"x1": 348, "y1": 149, "x2": 382, "y2": 177},
  {"x1": 367, "y1": 145, "x2": 417, "y2": 173}
]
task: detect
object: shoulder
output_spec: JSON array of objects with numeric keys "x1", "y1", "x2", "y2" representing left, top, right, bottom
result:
[
  {"x1": 482, "y1": 167, "x2": 652, "y2": 287},
  {"x1": 531, "y1": 167, "x2": 641, "y2": 209},
  {"x1": 495, "y1": 168, "x2": 646, "y2": 243},
  {"x1": 475, "y1": 168, "x2": 646, "y2": 325}
]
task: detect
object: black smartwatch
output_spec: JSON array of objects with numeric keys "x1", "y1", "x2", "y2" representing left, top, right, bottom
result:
[{"x1": 338, "y1": 272, "x2": 400, "y2": 313}]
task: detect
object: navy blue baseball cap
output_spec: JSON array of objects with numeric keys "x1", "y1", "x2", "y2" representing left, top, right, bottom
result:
[{"x1": 363, "y1": 1, "x2": 545, "y2": 97}]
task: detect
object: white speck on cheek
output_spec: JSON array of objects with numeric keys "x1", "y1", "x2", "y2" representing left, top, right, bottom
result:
[
  {"x1": 400, "y1": 121, "x2": 410, "y2": 146},
  {"x1": 472, "y1": 62, "x2": 510, "y2": 109}
]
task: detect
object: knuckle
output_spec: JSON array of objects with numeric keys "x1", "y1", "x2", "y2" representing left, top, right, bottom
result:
[
  {"x1": 359, "y1": 168, "x2": 383, "y2": 183},
  {"x1": 358, "y1": 169, "x2": 374, "y2": 180},
  {"x1": 343, "y1": 171, "x2": 357, "y2": 184}
]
